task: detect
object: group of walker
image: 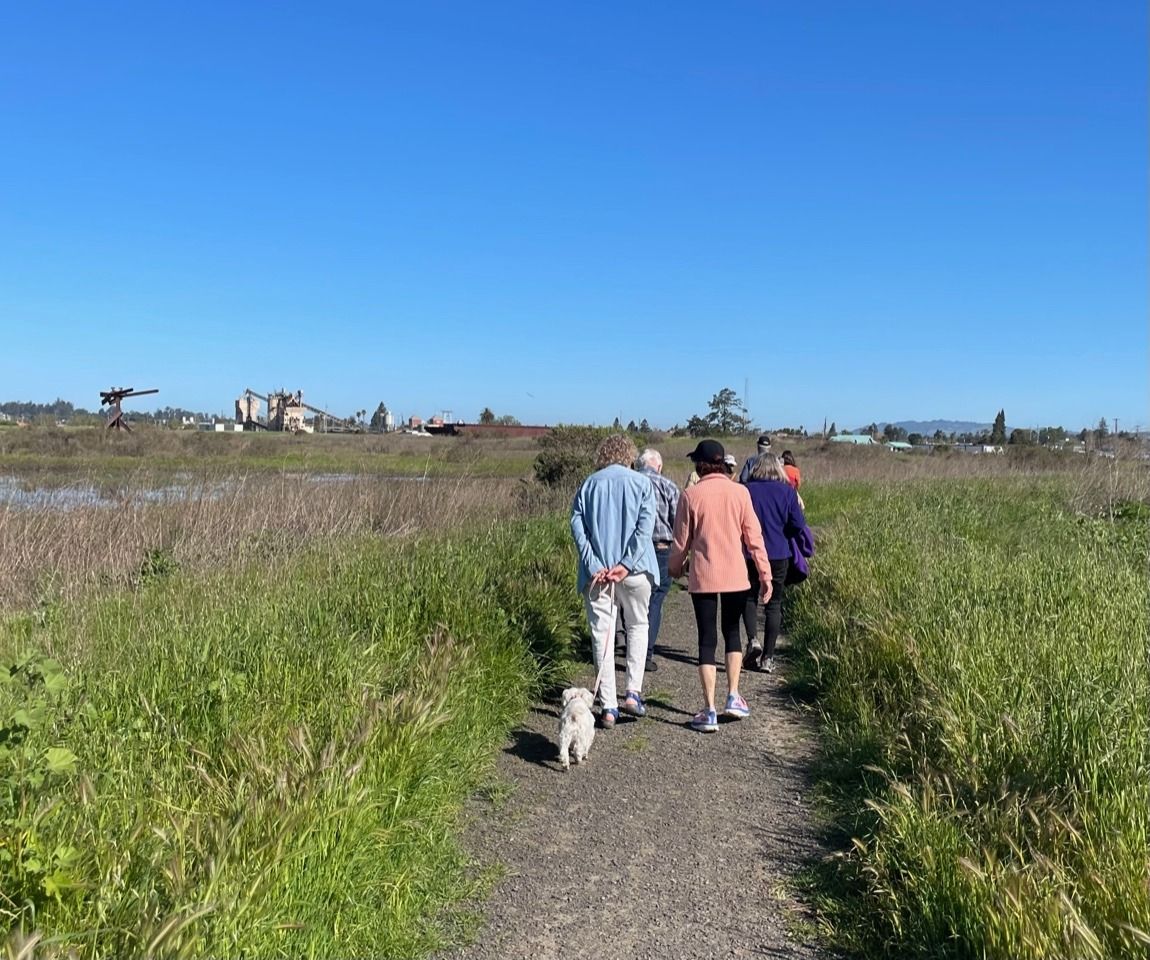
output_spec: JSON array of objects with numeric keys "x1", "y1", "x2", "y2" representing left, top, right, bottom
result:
[{"x1": 570, "y1": 432, "x2": 810, "y2": 733}]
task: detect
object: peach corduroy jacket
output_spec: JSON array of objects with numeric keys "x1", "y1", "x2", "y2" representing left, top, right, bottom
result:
[{"x1": 668, "y1": 473, "x2": 772, "y2": 593}]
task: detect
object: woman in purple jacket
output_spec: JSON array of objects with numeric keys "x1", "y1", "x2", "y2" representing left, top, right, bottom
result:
[{"x1": 742, "y1": 455, "x2": 807, "y2": 672}]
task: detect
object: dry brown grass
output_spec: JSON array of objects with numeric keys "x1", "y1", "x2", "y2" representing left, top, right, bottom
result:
[
  {"x1": 4, "y1": 439, "x2": 1144, "y2": 612},
  {"x1": 670, "y1": 437, "x2": 1150, "y2": 499},
  {"x1": 0, "y1": 472, "x2": 543, "y2": 611}
]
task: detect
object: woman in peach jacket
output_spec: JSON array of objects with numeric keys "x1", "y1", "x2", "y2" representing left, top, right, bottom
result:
[{"x1": 669, "y1": 439, "x2": 772, "y2": 733}]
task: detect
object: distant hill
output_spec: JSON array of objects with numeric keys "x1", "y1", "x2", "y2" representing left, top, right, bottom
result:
[{"x1": 888, "y1": 420, "x2": 992, "y2": 436}]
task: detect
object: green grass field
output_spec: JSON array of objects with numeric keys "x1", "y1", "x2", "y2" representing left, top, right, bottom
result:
[
  {"x1": 791, "y1": 479, "x2": 1149, "y2": 958},
  {"x1": 2, "y1": 435, "x2": 1146, "y2": 957},
  {"x1": 0, "y1": 427, "x2": 540, "y2": 478},
  {"x1": 1, "y1": 518, "x2": 581, "y2": 958}
]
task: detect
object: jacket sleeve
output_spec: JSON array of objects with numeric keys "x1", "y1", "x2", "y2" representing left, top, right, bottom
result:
[
  {"x1": 666, "y1": 478, "x2": 681, "y2": 532},
  {"x1": 620, "y1": 478, "x2": 656, "y2": 572},
  {"x1": 738, "y1": 456, "x2": 755, "y2": 484},
  {"x1": 668, "y1": 493, "x2": 692, "y2": 578},
  {"x1": 783, "y1": 489, "x2": 807, "y2": 540},
  {"x1": 570, "y1": 485, "x2": 603, "y2": 577},
  {"x1": 739, "y1": 487, "x2": 771, "y2": 584}
]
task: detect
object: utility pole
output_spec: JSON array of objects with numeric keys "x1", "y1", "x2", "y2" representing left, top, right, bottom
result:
[{"x1": 1113, "y1": 417, "x2": 1119, "y2": 436}]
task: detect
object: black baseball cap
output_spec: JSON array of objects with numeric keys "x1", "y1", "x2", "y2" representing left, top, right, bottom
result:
[
  {"x1": 757, "y1": 434, "x2": 772, "y2": 447},
  {"x1": 687, "y1": 439, "x2": 725, "y2": 463}
]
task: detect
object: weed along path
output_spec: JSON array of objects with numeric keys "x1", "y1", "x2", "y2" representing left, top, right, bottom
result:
[{"x1": 442, "y1": 589, "x2": 826, "y2": 960}]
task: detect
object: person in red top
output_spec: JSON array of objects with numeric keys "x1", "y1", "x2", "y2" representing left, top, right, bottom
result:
[
  {"x1": 669, "y1": 440, "x2": 772, "y2": 733},
  {"x1": 781, "y1": 450, "x2": 801, "y2": 490}
]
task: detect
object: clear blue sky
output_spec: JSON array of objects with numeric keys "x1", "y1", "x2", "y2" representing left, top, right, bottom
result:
[{"x1": 2, "y1": 1, "x2": 1145, "y2": 431}]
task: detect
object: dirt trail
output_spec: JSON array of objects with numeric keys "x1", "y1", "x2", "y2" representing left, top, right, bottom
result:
[{"x1": 442, "y1": 589, "x2": 827, "y2": 960}]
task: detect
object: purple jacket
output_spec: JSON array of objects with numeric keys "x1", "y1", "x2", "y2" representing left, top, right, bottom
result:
[
  {"x1": 744, "y1": 479, "x2": 807, "y2": 560},
  {"x1": 787, "y1": 524, "x2": 816, "y2": 584}
]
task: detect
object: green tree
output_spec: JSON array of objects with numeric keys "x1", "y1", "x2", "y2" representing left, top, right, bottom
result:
[
  {"x1": 626, "y1": 419, "x2": 638, "y2": 433},
  {"x1": 495, "y1": 414, "x2": 521, "y2": 426},
  {"x1": 479, "y1": 407, "x2": 495, "y2": 425},
  {"x1": 686, "y1": 415, "x2": 710, "y2": 437},
  {"x1": 908, "y1": 432, "x2": 924, "y2": 446},
  {"x1": 828, "y1": 421, "x2": 837, "y2": 437},
  {"x1": 369, "y1": 402, "x2": 389, "y2": 432},
  {"x1": 639, "y1": 418, "x2": 651, "y2": 432},
  {"x1": 1009, "y1": 428, "x2": 1035, "y2": 445},
  {"x1": 1095, "y1": 416, "x2": 1110, "y2": 441},
  {"x1": 533, "y1": 425, "x2": 610, "y2": 488},
  {"x1": 612, "y1": 416, "x2": 622, "y2": 430},
  {"x1": 990, "y1": 409, "x2": 1007, "y2": 445},
  {"x1": 704, "y1": 387, "x2": 749, "y2": 435}
]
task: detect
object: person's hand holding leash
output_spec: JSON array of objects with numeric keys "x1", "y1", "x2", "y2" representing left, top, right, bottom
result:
[
  {"x1": 590, "y1": 567, "x2": 612, "y2": 587},
  {"x1": 603, "y1": 564, "x2": 629, "y2": 583}
]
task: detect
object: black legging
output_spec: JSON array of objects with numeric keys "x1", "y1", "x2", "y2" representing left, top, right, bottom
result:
[
  {"x1": 691, "y1": 592, "x2": 745, "y2": 666},
  {"x1": 743, "y1": 558, "x2": 790, "y2": 657}
]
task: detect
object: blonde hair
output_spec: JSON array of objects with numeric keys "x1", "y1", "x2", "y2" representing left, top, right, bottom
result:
[
  {"x1": 595, "y1": 434, "x2": 639, "y2": 470},
  {"x1": 750, "y1": 454, "x2": 789, "y2": 483}
]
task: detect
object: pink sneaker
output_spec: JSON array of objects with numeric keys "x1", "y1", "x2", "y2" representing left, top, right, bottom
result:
[{"x1": 723, "y1": 693, "x2": 750, "y2": 719}]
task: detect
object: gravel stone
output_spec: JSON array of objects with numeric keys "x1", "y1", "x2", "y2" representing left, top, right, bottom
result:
[{"x1": 439, "y1": 589, "x2": 827, "y2": 960}]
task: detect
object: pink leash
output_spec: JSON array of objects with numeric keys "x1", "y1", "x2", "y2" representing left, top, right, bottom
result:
[{"x1": 589, "y1": 581, "x2": 615, "y2": 700}]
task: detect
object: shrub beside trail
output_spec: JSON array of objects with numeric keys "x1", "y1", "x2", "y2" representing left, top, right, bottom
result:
[
  {"x1": 791, "y1": 479, "x2": 1150, "y2": 959},
  {"x1": 0, "y1": 517, "x2": 581, "y2": 958}
]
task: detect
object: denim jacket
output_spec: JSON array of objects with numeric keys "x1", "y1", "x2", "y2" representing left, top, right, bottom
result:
[{"x1": 570, "y1": 465, "x2": 658, "y2": 593}]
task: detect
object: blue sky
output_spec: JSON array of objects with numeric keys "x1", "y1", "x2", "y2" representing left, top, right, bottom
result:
[{"x1": 1, "y1": 1, "x2": 1145, "y2": 431}]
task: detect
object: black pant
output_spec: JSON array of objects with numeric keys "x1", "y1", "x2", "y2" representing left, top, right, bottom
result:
[
  {"x1": 691, "y1": 592, "x2": 745, "y2": 667},
  {"x1": 743, "y1": 557, "x2": 789, "y2": 657}
]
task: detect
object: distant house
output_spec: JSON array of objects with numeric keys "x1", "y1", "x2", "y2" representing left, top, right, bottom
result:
[
  {"x1": 830, "y1": 434, "x2": 873, "y2": 445},
  {"x1": 886, "y1": 441, "x2": 913, "y2": 452}
]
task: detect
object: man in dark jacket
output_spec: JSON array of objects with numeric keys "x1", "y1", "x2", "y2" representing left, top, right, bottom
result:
[{"x1": 737, "y1": 434, "x2": 772, "y2": 484}]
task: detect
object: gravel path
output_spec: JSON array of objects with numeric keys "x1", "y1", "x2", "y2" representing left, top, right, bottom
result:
[{"x1": 441, "y1": 589, "x2": 827, "y2": 960}]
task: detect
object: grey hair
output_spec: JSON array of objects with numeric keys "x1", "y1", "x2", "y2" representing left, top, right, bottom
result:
[
  {"x1": 750, "y1": 454, "x2": 789, "y2": 483},
  {"x1": 638, "y1": 448, "x2": 663, "y2": 470}
]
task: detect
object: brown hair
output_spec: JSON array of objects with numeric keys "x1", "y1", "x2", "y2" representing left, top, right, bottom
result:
[
  {"x1": 696, "y1": 461, "x2": 727, "y2": 477},
  {"x1": 594, "y1": 434, "x2": 639, "y2": 470}
]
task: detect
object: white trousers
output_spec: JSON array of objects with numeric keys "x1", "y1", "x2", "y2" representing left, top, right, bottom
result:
[{"x1": 584, "y1": 573, "x2": 653, "y2": 710}]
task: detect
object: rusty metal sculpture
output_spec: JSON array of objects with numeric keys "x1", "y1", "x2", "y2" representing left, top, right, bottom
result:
[{"x1": 100, "y1": 387, "x2": 158, "y2": 431}]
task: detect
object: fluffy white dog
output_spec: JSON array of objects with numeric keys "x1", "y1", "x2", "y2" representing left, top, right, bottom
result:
[{"x1": 557, "y1": 686, "x2": 596, "y2": 771}]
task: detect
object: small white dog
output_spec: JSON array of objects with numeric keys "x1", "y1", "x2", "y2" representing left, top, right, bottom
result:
[{"x1": 557, "y1": 686, "x2": 596, "y2": 771}]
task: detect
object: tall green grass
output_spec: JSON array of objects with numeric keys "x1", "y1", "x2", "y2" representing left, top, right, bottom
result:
[
  {"x1": 1, "y1": 517, "x2": 580, "y2": 957},
  {"x1": 0, "y1": 427, "x2": 539, "y2": 478},
  {"x1": 792, "y1": 479, "x2": 1149, "y2": 958}
]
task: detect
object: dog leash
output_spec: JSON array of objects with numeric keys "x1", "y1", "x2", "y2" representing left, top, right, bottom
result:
[{"x1": 589, "y1": 580, "x2": 615, "y2": 699}]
